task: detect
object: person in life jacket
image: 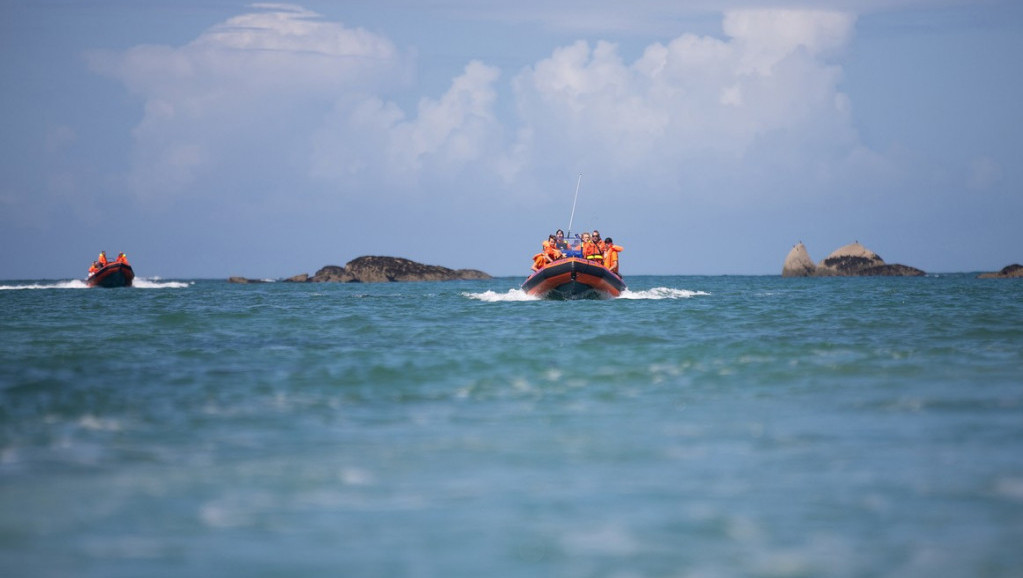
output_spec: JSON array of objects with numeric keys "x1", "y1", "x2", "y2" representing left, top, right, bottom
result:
[
  {"x1": 591, "y1": 230, "x2": 606, "y2": 261},
  {"x1": 115, "y1": 252, "x2": 130, "y2": 265},
  {"x1": 88, "y1": 261, "x2": 100, "y2": 276},
  {"x1": 531, "y1": 251, "x2": 547, "y2": 272},
  {"x1": 554, "y1": 229, "x2": 568, "y2": 251},
  {"x1": 581, "y1": 232, "x2": 602, "y2": 263},
  {"x1": 542, "y1": 235, "x2": 563, "y2": 262},
  {"x1": 603, "y1": 237, "x2": 623, "y2": 275},
  {"x1": 97, "y1": 251, "x2": 108, "y2": 267}
]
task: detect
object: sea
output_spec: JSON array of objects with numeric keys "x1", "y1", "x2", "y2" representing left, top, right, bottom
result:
[{"x1": 1, "y1": 274, "x2": 1021, "y2": 578}]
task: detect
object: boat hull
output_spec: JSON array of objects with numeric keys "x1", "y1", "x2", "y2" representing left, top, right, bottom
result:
[
  {"x1": 521, "y1": 257, "x2": 625, "y2": 300},
  {"x1": 87, "y1": 262, "x2": 134, "y2": 288}
]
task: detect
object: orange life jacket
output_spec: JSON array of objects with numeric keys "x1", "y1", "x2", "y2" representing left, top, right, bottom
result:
[
  {"x1": 532, "y1": 253, "x2": 547, "y2": 271},
  {"x1": 603, "y1": 245, "x2": 623, "y2": 273},
  {"x1": 97, "y1": 253, "x2": 108, "y2": 266},
  {"x1": 582, "y1": 241, "x2": 601, "y2": 261},
  {"x1": 543, "y1": 240, "x2": 563, "y2": 261}
]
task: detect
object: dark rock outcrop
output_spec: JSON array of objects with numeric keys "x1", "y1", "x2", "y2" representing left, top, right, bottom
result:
[
  {"x1": 978, "y1": 264, "x2": 1023, "y2": 279},
  {"x1": 307, "y1": 256, "x2": 490, "y2": 283},
  {"x1": 782, "y1": 241, "x2": 924, "y2": 277},
  {"x1": 309, "y1": 265, "x2": 355, "y2": 283},
  {"x1": 814, "y1": 242, "x2": 886, "y2": 276},
  {"x1": 231, "y1": 257, "x2": 490, "y2": 284},
  {"x1": 857, "y1": 264, "x2": 926, "y2": 277}
]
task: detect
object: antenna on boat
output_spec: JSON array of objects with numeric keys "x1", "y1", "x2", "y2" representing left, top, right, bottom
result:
[{"x1": 567, "y1": 173, "x2": 582, "y2": 238}]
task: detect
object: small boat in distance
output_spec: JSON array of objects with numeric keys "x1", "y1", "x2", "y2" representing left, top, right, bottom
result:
[
  {"x1": 87, "y1": 261, "x2": 134, "y2": 288},
  {"x1": 521, "y1": 256, "x2": 626, "y2": 300},
  {"x1": 523, "y1": 175, "x2": 626, "y2": 299}
]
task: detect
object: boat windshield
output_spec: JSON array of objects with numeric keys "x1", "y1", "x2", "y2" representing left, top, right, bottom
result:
[{"x1": 559, "y1": 235, "x2": 584, "y2": 258}]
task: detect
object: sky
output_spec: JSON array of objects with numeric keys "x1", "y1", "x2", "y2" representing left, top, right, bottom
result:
[{"x1": 2, "y1": 0, "x2": 1021, "y2": 279}]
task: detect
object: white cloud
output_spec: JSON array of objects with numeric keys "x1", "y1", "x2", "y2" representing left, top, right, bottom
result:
[
  {"x1": 308, "y1": 60, "x2": 506, "y2": 188},
  {"x1": 89, "y1": 3, "x2": 412, "y2": 198},
  {"x1": 388, "y1": 61, "x2": 504, "y2": 174},
  {"x1": 92, "y1": 3, "x2": 872, "y2": 210},
  {"x1": 510, "y1": 9, "x2": 862, "y2": 199},
  {"x1": 723, "y1": 9, "x2": 855, "y2": 74},
  {"x1": 100, "y1": 4, "x2": 407, "y2": 98}
]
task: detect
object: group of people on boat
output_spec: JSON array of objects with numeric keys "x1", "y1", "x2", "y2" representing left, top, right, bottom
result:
[
  {"x1": 531, "y1": 229, "x2": 623, "y2": 275},
  {"x1": 88, "y1": 251, "x2": 130, "y2": 276}
]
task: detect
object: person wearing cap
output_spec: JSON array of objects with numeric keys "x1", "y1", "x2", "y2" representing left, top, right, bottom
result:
[{"x1": 97, "y1": 251, "x2": 108, "y2": 267}]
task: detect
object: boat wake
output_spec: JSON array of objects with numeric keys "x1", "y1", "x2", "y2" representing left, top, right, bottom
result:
[
  {"x1": 0, "y1": 280, "x2": 89, "y2": 290},
  {"x1": 464, "y1": 287, "x2": 708, "y2": 302},
  {"x1": 619, "y1": 287, "x2": 710, "y2": 299},
  {"x1": 463, "y1": 289, "x2": 539, "y2": 302},
  {"x1": 133, "y1": 278, "x2": 191, "y2": 289},
  {"x1": 0, "y1": 278, "x2": 191, "y2": 290}
]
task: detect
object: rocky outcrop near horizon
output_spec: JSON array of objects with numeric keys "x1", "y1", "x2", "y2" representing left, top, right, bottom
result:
[
  {"x1": 782, "y1": 242, "x2": 816, "y2": 278},
  {"x1": 782, "y1": 241, "x2": 925, "y2": 277},
  {"x1": 230, "y1": 256, "x2": 491, "y2": 283},
  {"x1": 309, "y1": 256, "x2": 490, "y2": 283},
  {"x1": 977, "y1": 264, "x2": 1023, "y2": 279}
]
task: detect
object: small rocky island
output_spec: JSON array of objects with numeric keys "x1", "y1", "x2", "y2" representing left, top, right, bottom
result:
[
  {"x1": 977, "y1": 264, "x2": 1023, "y2": 279},
  {"x1": 782, "y1": 242, "x2": 925, "y2": 277},
  {"x1": 230, "y1": 256, "x2": 490, "y2": 284}
]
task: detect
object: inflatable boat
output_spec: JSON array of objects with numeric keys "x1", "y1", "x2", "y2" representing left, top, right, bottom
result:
[
  {"x1": 521, "y1": 257, "x2": 625, "y2": 300},
  {"x1": 86, "y1": 262, "x2": 134, "y2": 288}
]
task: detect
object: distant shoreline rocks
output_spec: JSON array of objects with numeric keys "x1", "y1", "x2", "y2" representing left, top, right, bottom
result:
[
  {"x1": 230, "y1": 256, "x2": 491, "y2": 284},
  {"x1": 977, "y1": 264, "x2": 1022, "y2": 279},
  {"x1": 782, "y1": 242, "x2": 925, "y2": 277}
]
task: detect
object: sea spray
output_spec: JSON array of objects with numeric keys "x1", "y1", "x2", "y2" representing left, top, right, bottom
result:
[{"x1": 463, "y1": 286, "x2": 709, "y2": 302}]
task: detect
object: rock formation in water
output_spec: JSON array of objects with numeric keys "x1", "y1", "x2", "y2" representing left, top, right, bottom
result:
[
  {"x1": 231, "y1": 256, "x2": 491, "y2": 284},
  {"x1": 308, "y1": 256, "x2": 491, "y2": 283},
  {"x1": 782, "y1": 242, "x2": 816, "y2": 278},
  {"x1": 977, "y1": 264, "x2": 1023, "y2": 279},
  {"x1": 782, "y1": 241, "x2": 924, "y2": 277},
  {"x1": 815, "y1": 242, "x2": 886, "y2": 276}
]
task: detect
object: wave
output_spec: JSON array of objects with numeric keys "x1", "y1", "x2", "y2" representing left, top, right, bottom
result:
[
  {"x1": 619, "y1": 287, "x2": 710, "y2": 299},
  {"x1": 463, "y1": 289, "x2": 539, "y2": 302},
  {"x1": 463, "y1": 287, "x2": 708, "y2": 302},
  {"x1": 0, "y1": 278, "x2": 191, "y2": 290},
  {"x1": 133, "y1": 278, "x2": 192, "y2": 289},
  {"x1": 0, "y1": 280, "x2": 89, "y2": 290}
]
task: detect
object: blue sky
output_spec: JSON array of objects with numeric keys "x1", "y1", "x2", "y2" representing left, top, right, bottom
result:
[{"x1": 2, "y1": 0, "x2": 1021, "y2": 279}]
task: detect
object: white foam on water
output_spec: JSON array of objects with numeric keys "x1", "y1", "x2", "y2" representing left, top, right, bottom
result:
[
  {"x1": 618, "y1": 287, "x2": 710, "y2": 299},
  {"x1": 0, "y1": 280, "x2": 89, "y2": 290},
  {"x1": 463, "y1": 289, "x2": 539, "y2": 302},
  {"x1": 464, "y1": 287, "x2": 708, "y2": 301},
  {"x1": 0, "y1": 278, "x2": 191, "y2": 290},
  {"x1": 132, "y1": 278, "x2": 191, "y2": 289}
]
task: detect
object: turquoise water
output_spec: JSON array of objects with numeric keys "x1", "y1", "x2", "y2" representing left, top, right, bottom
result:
[{"x1": 1, "y1": 275, "x2": 1021, "y2": 577}]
